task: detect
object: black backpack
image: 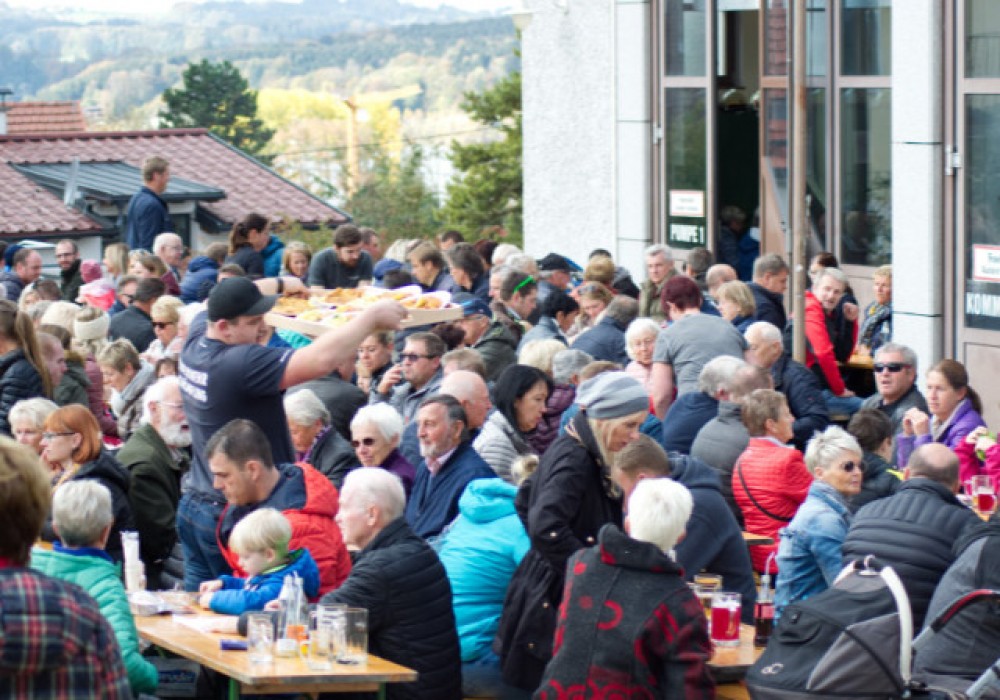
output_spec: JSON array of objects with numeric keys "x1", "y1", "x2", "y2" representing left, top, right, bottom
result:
[{"x1": 747, "y1": 557, "x2": 913, "y2": 700}]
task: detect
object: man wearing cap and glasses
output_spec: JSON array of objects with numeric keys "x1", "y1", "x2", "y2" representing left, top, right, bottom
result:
[
  {"x1": 176, "y1": 275, "x2": 406, "y2": 591},
  {"x1": 453, "y1": 292, "x2": 517, "y2": 382},
  {"x1": 860, "y1": 342, "x2": 928, "y2": 435},
  {"x1": 535, "y1": 253, "x2": 574, "y2": 308}
]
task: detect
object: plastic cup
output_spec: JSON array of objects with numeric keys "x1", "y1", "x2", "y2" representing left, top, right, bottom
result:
[
  {"x1": 710, "y1": 592, "x2": 742, "y2": 647},
  {"x1": 337, "y1": 608, "x2": 368, "y2": 665},
  {"x1": 247, "y1": 613, "x2": 274, "y2": 666}
]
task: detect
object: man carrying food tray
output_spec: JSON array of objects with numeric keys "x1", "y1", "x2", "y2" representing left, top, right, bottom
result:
[{"x1": 177, "y1": 275, "x2": 406, "y2": 591}]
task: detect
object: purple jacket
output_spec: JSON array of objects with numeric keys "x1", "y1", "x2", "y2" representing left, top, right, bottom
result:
[
  {"x1": 528, "y1": 383, "x2": 575, "y2": 456},
  {"x1": 896, "y1": 397, "x2": 985, "y2": 473},
  {"x1": 379, "y1": 448, "x2": 415, "y2": 497}
]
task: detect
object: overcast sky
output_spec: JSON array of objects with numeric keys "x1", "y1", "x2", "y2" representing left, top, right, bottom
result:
[{"x1": 3, "y1": 0, "x2": 515, "y2": 16}]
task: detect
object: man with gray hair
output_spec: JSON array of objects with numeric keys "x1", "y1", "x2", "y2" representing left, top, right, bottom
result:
[
  {"x1": 660, "y1": 355, "x2": 745, "y2": 454},
  {"x1": 321, "y1": 467, "x2": 463, "y2": 700},
  {"x1": 842, "y1": 443, "x2": 980, "y2": 628},
  {"x1": 153, "y1": 232, "x2": 184, "y2": 295},
  {"x1": 749, "y1": 252, "x2": 790, "y2": 328},
  {"x1": 570, "y1": 295, "x2": 638, "y2": 366},
  {"x1": 552, "y1": 348, "x2": 593, "y2": 387},
  {"x1": 745, "y1": 321, "x2": 829, "y2": 450},
  {"x1": 116, "y1": 375, "x2": 190, "y2": 589},
  {"x1": 859, "y1": 342, "x2": 928, "y2": 434},
  {"x1": 638, "y1": 244, "x2": 676, "y2": 322}
]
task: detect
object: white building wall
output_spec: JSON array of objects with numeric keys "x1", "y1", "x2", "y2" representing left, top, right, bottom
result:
[
  {"x1": 891, "y1": 0, "x2": 943, "y2": 384},
  {"x1": 521, "y1": 0, "x2": 653, "y2": 277}
]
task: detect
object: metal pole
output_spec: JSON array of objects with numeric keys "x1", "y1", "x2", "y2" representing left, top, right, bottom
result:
[{"x1": 790, "y1": 0, "x2": 807, "y2": 363}]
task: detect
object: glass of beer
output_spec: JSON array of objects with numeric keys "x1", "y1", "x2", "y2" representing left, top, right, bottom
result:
[{"x1": 694, "y1": 573, "x2": 723, "y2": 614}]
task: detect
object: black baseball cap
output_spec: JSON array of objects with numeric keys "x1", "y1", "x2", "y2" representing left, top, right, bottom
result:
[
  {"x1": 207, "y1": 277, "x2": 277, "y2": 321},
  {"x1": 537, "y1": 253, "x2": 573, "y2": 272}
]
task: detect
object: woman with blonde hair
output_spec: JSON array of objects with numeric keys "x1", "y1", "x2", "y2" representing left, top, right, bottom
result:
[
  {"x1": 497, "y1": 371, "x2": 649, "y2": 691},
  {"x1": 143, "y1": 295, "x2": 184, "y2": 363},
  {"x1": 282, "y1": 241, "x2": 313, "y2": 281},
  {"x1": 715, "y1": 279, "x2": 757, "y2": 333},
  {"x1": 0, "y1": 299, "x2": 52, "y2": 434},
  {"x1": 129, "y1": 254, "x2": 166, "y2": 279},
  {"x1": 97, "y1": 339, "x2": 156, "y2": 441},
  {"x1": 39, "y1": 404, "x2": 135, "y2": 563},
  {"x1": 103, "y1": 243, "x2": 130, "y2": 284}
]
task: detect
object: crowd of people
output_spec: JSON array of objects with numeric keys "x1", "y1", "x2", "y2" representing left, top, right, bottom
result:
[{"x1": 1, "y1": 166, "x2": 997, "y2": 698}]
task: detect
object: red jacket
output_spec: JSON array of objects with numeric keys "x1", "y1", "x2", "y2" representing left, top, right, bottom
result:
[
  {"x1": 803, "y1": 290, "x2": 855, "y2": 395},
  {"x1": 217, "y1": 462, "x2": 351, "y2": 597},
  {"x1": 733, "y1": 437, "x2": 813, "y2": 572}
]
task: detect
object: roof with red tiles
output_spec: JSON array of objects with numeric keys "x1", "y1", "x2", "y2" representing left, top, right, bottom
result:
[
  {"x1": 0, "y1": 128, "x2": 349, "y2": 239},
  {"x1": 4, "y1": 101, "x2": 88, "y2": 136}
]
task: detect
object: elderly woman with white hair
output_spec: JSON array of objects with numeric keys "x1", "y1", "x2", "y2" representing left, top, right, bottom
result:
[
  {"x1": 9, "y1": 396, "x2": 59, "y2": 460},
  {"x1": 31, "y1": 480, "x2": 159, "y2": 696},
  {"x1": 623, "y1": 317, "x2": 660, "y2": 393},
  {"x1": 535, "y1": 478, "x2": 714, "y2": 698},
  {"x1": 497, "y1": 371, "x2": 649, "y2": 691},
  {"x1": 283, "y1": 388, "x2": 356, "y2": 491},
  {"x1": 349, "y1": 403, "x2": 415, "y2": 496},
  {"x1": 774, "y1": 425, "x2": 864, "y2": 618}
]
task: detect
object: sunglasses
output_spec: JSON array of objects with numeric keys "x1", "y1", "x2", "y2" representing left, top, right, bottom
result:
[
  {"x1": 351, "y1": 437, "x2": 377, "y2": 448},
  {"x1": 873, "y1": 362, "x2": 910, "y2": 373},
  {"x1": 153, "y1": 321, "x2": 175, "y2": 329},
  {"x1": 837, "y1": 460, "x2": 864, "y2": 473},
  {"x1": 399, "y1": 353, "x2": 434, "y2": 363}
]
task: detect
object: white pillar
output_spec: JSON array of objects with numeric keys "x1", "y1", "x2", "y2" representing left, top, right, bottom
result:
[{"x1": 891, "y1": 0, "x2": 943, "y2": 381}]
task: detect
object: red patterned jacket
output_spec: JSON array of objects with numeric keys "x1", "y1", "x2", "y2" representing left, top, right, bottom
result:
[{"x1": 535, "y1": 524, "x2": 715, "y2": 700}]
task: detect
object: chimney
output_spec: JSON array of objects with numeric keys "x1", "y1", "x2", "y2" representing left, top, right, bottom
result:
[{"x1": 0, "y1": 87, "x2": 12, "y2": 136}]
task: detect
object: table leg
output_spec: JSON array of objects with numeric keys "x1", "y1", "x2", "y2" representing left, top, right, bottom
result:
[
  {"x1": 229, "y1": 677, "x2": 241, "y2": 700},
  {"x1": 378, "y1": 683, "x2": 386, "y2": 700}
]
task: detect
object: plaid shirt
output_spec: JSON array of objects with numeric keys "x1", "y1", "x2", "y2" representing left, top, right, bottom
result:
[{"x1": 0, "y1": 567, "x2": 133, "y2": 699}]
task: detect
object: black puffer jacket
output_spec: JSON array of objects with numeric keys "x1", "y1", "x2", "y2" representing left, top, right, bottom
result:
[
  {"x1": 841, "y1": 478, "x2": 981, "y2": 628},
  {"x1": 54, "y1": 359, "x2": 90, "y2": 408},
  {"x1": 0, "y1": 348, "x2": 45, "y2": 435},
  {"x1": 771, "y1": 352, "x2": 830, "y2": 451},
  {"x1": 42, "y1": 450, "x2": 136, "y2": 564},
  {"x1": 320, "y1": 517, "x2": 462, "y2": 700},
  {"x1": 496, "y1": 412, "x2": 623, "y2": 690},
  {"x1": 305, "y1": 427, "x2": 357, "y2": 491},
  {"x1": 849, "y1": 450, "x2": 901, "y2": 512}
]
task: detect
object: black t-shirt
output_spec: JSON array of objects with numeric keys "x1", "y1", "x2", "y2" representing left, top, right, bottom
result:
[
  {"x1": 306, "y1": 248, "x2": 373, "y2": 289},
  {"x1": 179, "y1": 312, "x2": 294, "y2": 496}
]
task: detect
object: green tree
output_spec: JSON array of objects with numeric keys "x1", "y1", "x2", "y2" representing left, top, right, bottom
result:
[
  {"x1": 159, "y1": 59, "x2": 274, "y2": 158},
  {"x1": 441, "y1": 69, "x2": 522, "y2": 243}
]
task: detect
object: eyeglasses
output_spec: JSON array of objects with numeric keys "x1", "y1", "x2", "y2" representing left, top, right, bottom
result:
[
  {"x1": 41, "y1": 432, "x2": 75, "y2": 441},
  {"x1": 351, "y1": 437, "x2": 377, "y2": 448},
  {"x1": 837, "y1": 460, "x2": 864, "y2": 473},
  {"x1": 873, "y1": 362, "x2": 910, "y2": 373},
  {"x1": 160, "y1": 401, "x2": 185, "y2": 410},
  {"x1": 153, "y1": 321, "x2": 175, "y2": 329},
  {"x1": 399, "y1": 353, "x2": 434, "y2": 363}
]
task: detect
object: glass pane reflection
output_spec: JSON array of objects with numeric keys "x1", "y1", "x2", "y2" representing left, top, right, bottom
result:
[
  {"x1": 665, "y1": 0, "x2": 707, "y2": 76},
  {"x1": 840, "y1": 87, "x2": 891, "y2": 266},
  {"x1": 967, "y1": 0, "x2": 1000, "y2": 78},
  {"x1": 665, "y1": 89, "x2": 707, "y2": 249},
  {"x1": 841, "y1": 0, "x2": 891, "y2": 76}
]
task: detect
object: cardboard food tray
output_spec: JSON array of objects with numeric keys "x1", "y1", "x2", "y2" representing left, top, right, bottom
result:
[{"x1": 266, "y1": 305, "x2": 462, "y2": 337}]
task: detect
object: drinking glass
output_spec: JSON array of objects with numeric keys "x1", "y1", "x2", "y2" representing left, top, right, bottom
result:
[
  {"x1": 247, "y1": 613, "x2": 274, "y2": 666},
  {"x1": 337, "y1": 608, "x2": 368, "y2": 665},
  {"x1": 693, "y1": 573, "x2": 723, "y2": 615},
  {"x1": 710, "y1": 592, "x2": 742, "y2": 647},
  {"x1": 971, "y1": 475, "x2": 996, "y2": 515}
]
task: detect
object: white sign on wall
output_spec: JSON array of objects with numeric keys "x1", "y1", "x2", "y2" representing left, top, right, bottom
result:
[
  {"x1": 669, "y1": 190, "x2": 705, "y2": 219},
  {"x1": 972, "y1": 245, "x2": 1000, "y2": 283}
]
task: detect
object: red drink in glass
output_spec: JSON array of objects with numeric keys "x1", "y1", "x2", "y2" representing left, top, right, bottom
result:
[
  {"x1": 710, "y1": 592, "x2": 741, "y2": 647},
  {"x1": 976, "y1": 492, "x2": 996, "y2": 514}
]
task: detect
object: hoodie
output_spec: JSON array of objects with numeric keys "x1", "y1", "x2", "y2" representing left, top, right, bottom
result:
[
  {"x1": 668, "y1": 453, "x2": 757, "y2": 623},
  {"x1": 437, "y1": 478, "x2": 531, "y2": 661},
  {"x1": 210, "y1": 548, "x2": 320, "y2": 615},
  {"x1": 261, "y1": 234, "x2": 286, "y2": 278},
  {"x1": 180, "y1": 255, "x2": 220, "y2": 303}
]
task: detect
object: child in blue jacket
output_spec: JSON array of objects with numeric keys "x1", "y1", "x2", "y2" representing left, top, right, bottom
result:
[{"x1": 198, "y1": 508, "x2": 319, "y2": 615}]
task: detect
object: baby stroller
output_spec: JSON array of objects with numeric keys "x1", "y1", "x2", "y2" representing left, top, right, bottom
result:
[{"x1": 746, "y1": 556, "x2": 1000, "y2": 699}]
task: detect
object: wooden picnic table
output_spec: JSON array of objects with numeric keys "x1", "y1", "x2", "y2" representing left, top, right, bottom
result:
[
  {"x1": 742, "y1": 531, "x2": 774, "y2": 546},
  {"x1": 135, "y1": 610, "x2": 416, "y2": 699},
  {"x1": 709, "y1": 623, "x2": 764, "y2": 684}
]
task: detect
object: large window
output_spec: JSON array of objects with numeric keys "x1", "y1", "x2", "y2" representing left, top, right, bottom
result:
[
  {"x1": 841, "y1": 0, "x2": 891, "y2": 76},
  {"x1": 967, "y1": 0, "x2": 1000, "y2": 78},
  {"x1": 665, "y1": 0, "x2": 708, "y2": 76},
  {"x1": 964, "y1": 94, "x2": 1000, "y2": 329},
  {"x1": 665, "y1": 89, "x2": 708, "y2": 249}
]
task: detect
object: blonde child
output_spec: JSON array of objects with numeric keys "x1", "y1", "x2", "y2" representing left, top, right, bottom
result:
[{"x1": 198, "y1": 508, "x2": 319, "y2": 615}]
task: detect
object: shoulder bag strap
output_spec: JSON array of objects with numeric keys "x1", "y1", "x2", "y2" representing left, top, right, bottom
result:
[{"x1": 737, "y1": 457, "x2": 793, "y2": 523}]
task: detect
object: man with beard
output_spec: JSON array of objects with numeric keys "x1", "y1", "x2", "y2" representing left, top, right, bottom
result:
[
  {"x1": 117, "y1": 376, "x2": 190, "y2": 589},
  {"x1": 405, "y1": 395, "x2": 494, "y2": 540}
]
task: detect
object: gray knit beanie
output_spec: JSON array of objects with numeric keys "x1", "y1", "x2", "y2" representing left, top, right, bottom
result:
[{"x1": 575, "y1": 372, "x2": 649, "y2": 419}]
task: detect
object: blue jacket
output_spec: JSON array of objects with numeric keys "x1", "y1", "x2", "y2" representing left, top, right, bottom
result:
[
  {"x1": 125, "y1": 186, "x2": 171, "y2": 252},
  {"x1": 570, "y1": 316, "x2": 629, "y2": 366},
  {"x1": 749, "y1": 282, "x2": 787, "y2": 330},
  {"x1": 209, "y1": 548, "x2": 320, "y2": 615},
  {"x1": 405, "y1": 442, "x2": 495, "y2": 540},
  {"x1": 774, "y1": 481, "x2": 852, "y2": 618},
  {"x1": 179, "y1": 256, "x2": 219, "y2": 303},
  {"x1": 660, "y1": 392, "x2": 719, "y2": 454},
  {"x1": 438, "y1": 479, "x2": 530, "y2": 661},
  {"x1": 517, "y1": 315, "x2": 568, "y2": 352},
  {"x1": 771, "y1": 353, "x2": 829, "y2": 451},
  {"x1": 669, "y1": 453, "x2": 757, "y2": 623},
  {"x1": 261, "y1": 234, "x2": 285, "y2": 278}
]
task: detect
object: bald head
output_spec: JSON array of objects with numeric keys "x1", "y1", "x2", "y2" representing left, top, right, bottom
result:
[
  {"x1": 906, "y1": 443, "x2": 960, "y2": 490},
  {"x1": 706, "y1": 264, "x2": 738, "y2": 295},
  {"x1": 439, "y1": 370, "x2": 492, "y2": 430}
]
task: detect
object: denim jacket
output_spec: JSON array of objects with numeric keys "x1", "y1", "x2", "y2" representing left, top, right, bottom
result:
[{"x1": 774, "y1": 480, "x2": 853, "y2": 619}]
